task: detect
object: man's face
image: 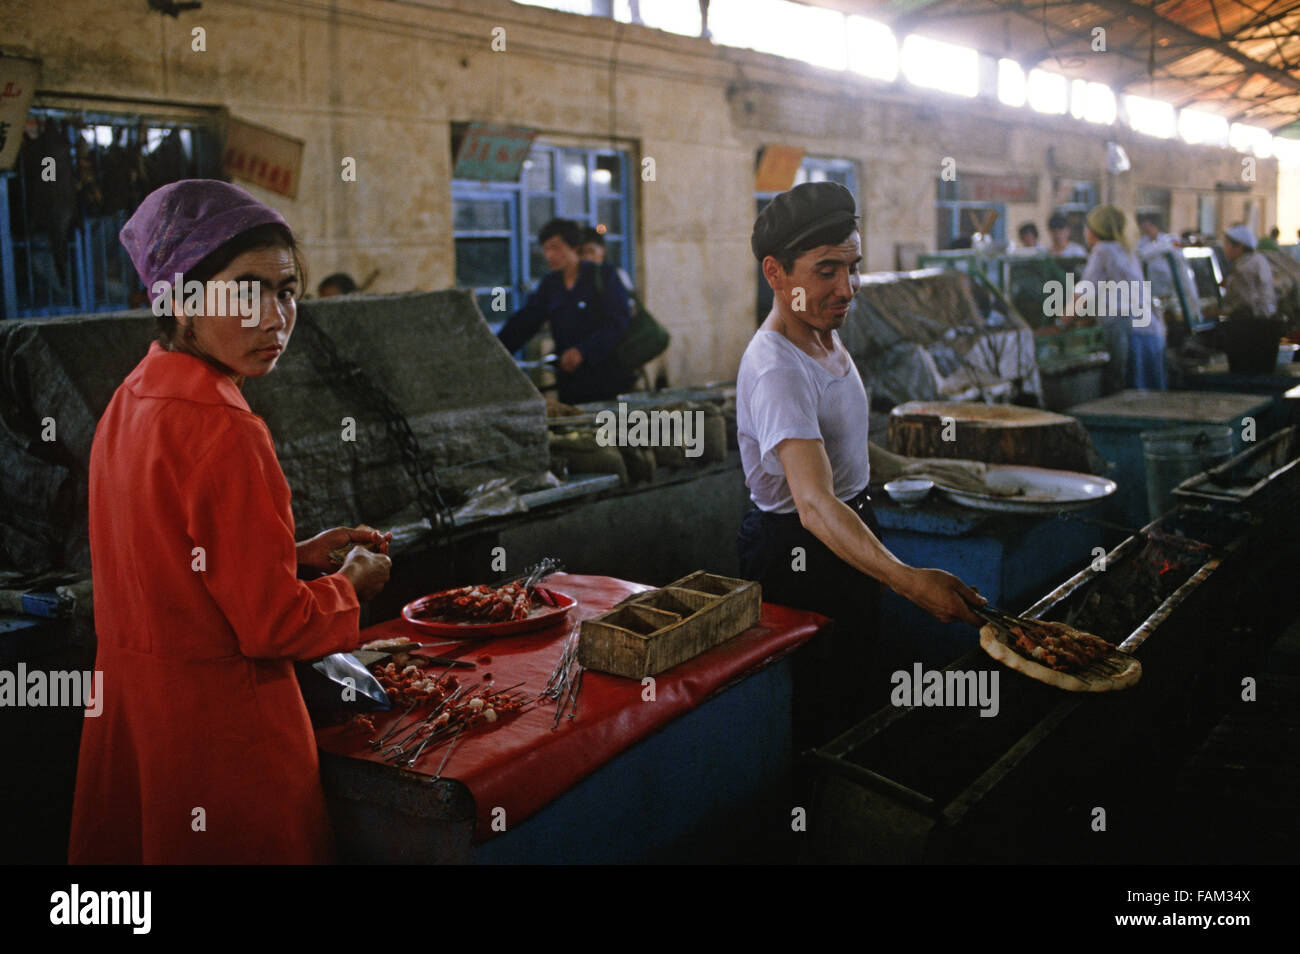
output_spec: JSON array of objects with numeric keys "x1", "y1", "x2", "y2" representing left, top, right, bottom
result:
[
  {"x1": 1050, "y1": 226, "x2": 1070, "y2": 247},
  {"x1": 541, "y1": 235, "x2": 580, "y2": 272},
  {"x1": 1223, "y1": 237, "x2": 1243, "y2": 261},
  {"x1": 578, "y1": 242, "x2": 605, "y2": 264},
  {"x1": 1019, "y1": 228, "x2": 1037, "y2": 246},
  {"x1": 768, "y1": 231, "x2": 862, "y2": 330}
]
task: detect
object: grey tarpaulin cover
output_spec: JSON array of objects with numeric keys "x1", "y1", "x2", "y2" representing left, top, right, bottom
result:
[
  {"x1": 0, "y1": 291, "x2": 549, "y2": 575},
  {"x1": 838, "y1": 268, "x2": 1042, "y2": 406}
]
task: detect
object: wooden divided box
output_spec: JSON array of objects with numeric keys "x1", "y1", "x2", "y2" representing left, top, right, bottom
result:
[{"x1": 578, "y1": 571, "x2": 762, "y2": 678}]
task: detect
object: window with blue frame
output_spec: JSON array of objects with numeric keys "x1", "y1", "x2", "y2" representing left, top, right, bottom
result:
[
  {"x1": 2, "y1": 108, "x2": 222, "y2": 319},
  {"x1": 755, "y1": 156, "x2": 859, "y2": 322},
  {"x1": 453, "y1": 143, "x2": 634, "y2": 332},
  {"x1": 935, "y1": 177, "x2": 1008, "y2": 251}
]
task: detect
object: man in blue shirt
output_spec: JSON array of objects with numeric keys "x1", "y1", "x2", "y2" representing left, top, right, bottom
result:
[{"x1": 497, "y1": 218, "x2": 634, "y2": 404}]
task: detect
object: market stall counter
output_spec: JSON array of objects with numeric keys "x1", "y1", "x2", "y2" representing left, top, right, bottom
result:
[
  {"x1": 315, "y1": 573, "x2": 828, "y2": 863},
  {"x1": 1183, "y1": 354, "x2": 1300, "y2": 432}
]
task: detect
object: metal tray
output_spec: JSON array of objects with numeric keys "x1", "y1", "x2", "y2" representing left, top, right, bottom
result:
[
  {"x1": 1172, "y1": 426, "x2": 1299, "y2": 506},
  {"x1": 936, "y1": 464, "x2": 1117, "y2": 514}
]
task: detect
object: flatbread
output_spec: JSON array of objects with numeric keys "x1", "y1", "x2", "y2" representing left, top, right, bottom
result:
[
  {"x1": 359, "y1": 637, "x2": 419, "y2": 653},
  {"x1": 979, "y1": 624, "x2": 1142, "y2": 692}
]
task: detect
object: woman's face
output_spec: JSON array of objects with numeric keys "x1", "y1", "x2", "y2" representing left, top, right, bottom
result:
[
  {"x1": 1084, "y1": 226, "x2": 1099, "y2": 249},
  {"x1": 176, "y1": 245, "x2": 298, "y2": 378}
]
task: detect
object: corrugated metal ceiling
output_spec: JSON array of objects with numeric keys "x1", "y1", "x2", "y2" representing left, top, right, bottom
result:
[{"x1": 803, "y1": 0, "x2": 1300, "y2": 133}]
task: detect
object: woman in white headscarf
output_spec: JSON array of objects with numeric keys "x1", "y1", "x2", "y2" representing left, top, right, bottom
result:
[{"x1": 1077, "y1": 205, "x2": 1166, "y2": 391}]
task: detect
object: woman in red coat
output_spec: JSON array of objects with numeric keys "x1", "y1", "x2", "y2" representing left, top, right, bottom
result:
[{"x1": 69, "y1": 180, "x2": 393, "y2": 864}]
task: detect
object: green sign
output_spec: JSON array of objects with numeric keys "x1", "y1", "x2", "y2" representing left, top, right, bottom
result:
[{"x1": 453, "y1": 123, "x2": 537, "y2": 182}]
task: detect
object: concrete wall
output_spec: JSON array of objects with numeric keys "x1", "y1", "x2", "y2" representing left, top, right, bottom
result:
[
  {"x1": 1279, "y1": 165, "x2": 1300, "y2": 245},
  {"x1": 7, "y1": 0, "x2": 1279, "y2": 384}
]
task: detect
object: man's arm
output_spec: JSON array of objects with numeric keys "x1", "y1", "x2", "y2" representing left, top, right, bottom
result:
[
  {"x1": 497, "y1": 282, "x2": 549, "y2": 354},
  {"x1": 1218, "y1": 267, "x2": 1247, "y2": 318},
  {"x1": 776, "y1": 437, "x2": 984, "y2": 625}
]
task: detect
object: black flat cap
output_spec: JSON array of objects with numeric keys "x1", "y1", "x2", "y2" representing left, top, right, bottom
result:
[{"x1": 752, "y1": 181, "x2": 858, "y2": 262}]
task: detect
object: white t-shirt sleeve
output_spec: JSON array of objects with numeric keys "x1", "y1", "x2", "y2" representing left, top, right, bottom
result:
[{"x1": 748, "y1": 365, "x2": 822, "y2": 476}]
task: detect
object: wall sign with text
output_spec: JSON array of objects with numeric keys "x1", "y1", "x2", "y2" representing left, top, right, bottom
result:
[
  {"x1": 221, "y1": 115, "x2": 303, "y2": 199},
  {"x1": 453, "y1": 123, "x2": 537, "y2": 182},
  {"x1": 0, "y1": 56, "x2": 40, "y2": 170}
]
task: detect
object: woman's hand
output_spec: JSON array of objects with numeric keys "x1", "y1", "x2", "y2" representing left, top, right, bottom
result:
[
  {"x1": 296, "y1": 526, "x2": 391, "y2": 571},
  {"x1": 339, "y1": 548, "x2": 392, "y2": 602}
]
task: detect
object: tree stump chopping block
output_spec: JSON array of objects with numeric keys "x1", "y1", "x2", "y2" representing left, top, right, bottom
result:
[{"x1": 887, "y1": 401, "x2": 1104, "y2": 474}]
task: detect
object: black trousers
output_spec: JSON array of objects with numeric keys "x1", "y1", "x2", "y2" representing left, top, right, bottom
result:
[
  {"x1": 1216, "y1": 316, "x2": 1286, "y2": 374},
  {"x1": 737, "y1": 489, "x2": 882, "y2": 749}
]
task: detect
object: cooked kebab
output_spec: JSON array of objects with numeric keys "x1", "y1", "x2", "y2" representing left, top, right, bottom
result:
[
  {"x1": 1003, "y1": 618, "x2": 1113, "y2": 673},
  {"x1": 415, "y1": 581, "x2": 533, "y2": 623}
]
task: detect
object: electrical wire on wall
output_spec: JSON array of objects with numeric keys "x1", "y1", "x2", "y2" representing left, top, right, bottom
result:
[{"x1": 608, "y1": 19, "x2": 625, "y2": 147}]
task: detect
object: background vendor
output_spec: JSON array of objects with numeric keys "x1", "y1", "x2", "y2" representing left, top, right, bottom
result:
[
  {"x1": 1217, "y1": 224, "x2": 1277, "y2": 322},
  {"x1": 1078, "y1": 205, "x2": 1166, "y2": 391},
  {"x1": 736, "y1": 181, "x2": 985, "y2": 746},
  {"x1": 1212, "y1": 224, "x2": 1281, "y2": 373},
  {"x1": 497, "y1": 218, "x2": 634, "y2": 404},
  {"x1": 1048, "y1": 212, "x2": 1087, "y2": 257}
]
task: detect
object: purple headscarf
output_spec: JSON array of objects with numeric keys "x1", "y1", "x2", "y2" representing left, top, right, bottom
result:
[{"x1": 120, "y1": 179, "x2": 291, "y2": 305}]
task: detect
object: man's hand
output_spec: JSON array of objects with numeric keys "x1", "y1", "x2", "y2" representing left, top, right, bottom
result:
[
  {"x1": 893, "y1": 566, "x2": 985, "y2": 625},
  {"x1": 339, "y1": 547, "x2": 392, "y2": 602},
  {"x1": 773, "y1": 439, "x2": 986, "y2": 626},
  {"x1": 559, "y1": 347, "x2": 584, "y2": 373},
  {"x1": 296, "y1": 525, "x2": 391, "y2": 571}
]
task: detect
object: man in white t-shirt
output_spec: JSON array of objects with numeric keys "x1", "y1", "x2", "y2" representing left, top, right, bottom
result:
[{"x1": 736, "y1": 181, "x2": 984, "y2": 745}]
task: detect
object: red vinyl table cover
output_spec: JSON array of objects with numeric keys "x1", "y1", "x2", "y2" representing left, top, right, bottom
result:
[{"x1": 314, "y1": 573, "x2": 827, "y2": 839}]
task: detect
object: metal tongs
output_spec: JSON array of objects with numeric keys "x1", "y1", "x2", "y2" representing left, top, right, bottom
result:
[
  {"x1": 514, "y1": 556, "x2": 561, "y2": 595},
  {"x1": 968, "y1": 601, "x2": 1026, "y2": 629},
  {"x1": 503, "y1": 556, "x2": 563, "y2": 598}
]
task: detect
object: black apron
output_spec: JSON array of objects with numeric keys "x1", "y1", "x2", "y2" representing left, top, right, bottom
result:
[{"x1": 737, "y1": 487, "x2": 882, "y2": 749}]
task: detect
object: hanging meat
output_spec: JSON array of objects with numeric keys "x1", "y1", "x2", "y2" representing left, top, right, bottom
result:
[
  {"x1": 19, "y1": 120, "x2": 79, "y2": 285},
  {"x1": 98, "y1": 127, "x2": 146, "y2": 214},
  {"x1": 142, "y1": 128, "x2": 185, "y2": 194}
]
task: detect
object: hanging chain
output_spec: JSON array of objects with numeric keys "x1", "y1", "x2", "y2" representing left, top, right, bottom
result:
[{"x1": 292, "y1": 312, "x2": 457, "y2": 537}]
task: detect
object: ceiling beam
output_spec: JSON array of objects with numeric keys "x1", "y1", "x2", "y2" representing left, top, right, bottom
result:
[
  {"x1": 1085, "y1": 0, "x2": 1300, "y2": 93},
  {"x1": 1019, "y1": 33, "x2": 1203, "y2": 73},
  {"x1": 1167, "y1": 72, "x2": 1252, "y2": 107},
  {"x1": 1226, "y1": 0, "x2": 1300, "y2": 39},
  {"x1": 885, "y1": 0, "x2": 1090, "y2": 38},
  {"x1": 1221, "y1": 94, "x2": 1300, "y2": 123},
  {"x1": 885, "y1": 0, "x2": 967, "y2": 36}
]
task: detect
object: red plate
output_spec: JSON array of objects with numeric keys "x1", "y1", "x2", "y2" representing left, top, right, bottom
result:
[{"x1": 401, "y1": 586, "x2": 576, "y2": 638}]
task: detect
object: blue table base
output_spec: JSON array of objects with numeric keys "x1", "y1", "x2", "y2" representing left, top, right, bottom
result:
[{"x1": 473, "y1": 658, "x2": 794, "y2": 864}]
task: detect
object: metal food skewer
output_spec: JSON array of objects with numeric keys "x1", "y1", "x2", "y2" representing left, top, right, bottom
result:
[
  {"x1": 566, "y1": 666, "x2": 584, "y2": 721},
  {"x1": 543, "y1": 626, "x2": 579, "y2": 693},
  {"x1": 405, "y1": 715, "x2": 451, "y2": 767},
  {"x1": 432, "y1": 726, "x2": 466, "y2": 780},
  {"x1": 368, "y1": 700, "x2": 418, "y2": 749},
  {"x1": 400, "y1": 680, "x2": 529, "y2": 765},
  {"x1": 383, "y1": 685, "x2": 464, "y2": 759},
  {"x1": 372, "y1": 659, "x2": 459, "y2": 750}
]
